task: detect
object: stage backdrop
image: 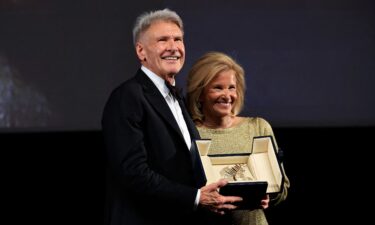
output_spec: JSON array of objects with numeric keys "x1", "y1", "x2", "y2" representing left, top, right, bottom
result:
[{"x1": 1, "y1": 0, "x2": 374, "y2": 131}]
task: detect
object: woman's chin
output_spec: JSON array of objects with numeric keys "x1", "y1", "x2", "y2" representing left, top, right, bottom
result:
[{"x1": 213, "y1": 109, "x2": 233, "y2": 117}]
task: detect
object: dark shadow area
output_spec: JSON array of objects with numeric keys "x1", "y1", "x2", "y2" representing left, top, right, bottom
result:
[
  {"x1": 266, "y1": 127, "x2": 372, "y2": 224},
  {"x1": 2, "y1": 131, "x2": 106, "y2": 224},
  {"x1": 2, "y1": 127, "x2": 372, "y2": 224}
]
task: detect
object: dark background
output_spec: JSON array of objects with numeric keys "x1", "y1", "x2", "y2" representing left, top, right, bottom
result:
[
  {"x1": 1, "y1": 0, "x2": 374, "y2": 224},
  {"x1": 1, "y1": 0, "x2": 374, "y2": 130}
]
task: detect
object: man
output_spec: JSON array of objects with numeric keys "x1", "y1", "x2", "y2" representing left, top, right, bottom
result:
[{"x1": 101, "y1": 8, "x2": 241, "y2": 225}]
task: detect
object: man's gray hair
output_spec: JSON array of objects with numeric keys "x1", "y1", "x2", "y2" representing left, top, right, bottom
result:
[{"x1": 132, "y1": 8, "x2": 184, "y2": 46}]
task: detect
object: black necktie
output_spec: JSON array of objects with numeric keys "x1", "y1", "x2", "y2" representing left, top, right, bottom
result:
[{"x1": 165, "y1": 81, "x2": 182, "y2": 100}]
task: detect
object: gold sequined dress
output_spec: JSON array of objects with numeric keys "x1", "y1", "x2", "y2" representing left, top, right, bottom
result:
[{"x1": 197, "y1": 117, "x2": 290, "y2": 225}]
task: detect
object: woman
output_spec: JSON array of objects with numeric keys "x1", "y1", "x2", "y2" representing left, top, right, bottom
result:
[{"x1": 186, "y1": 52, "x2": 290, "y2": 225}]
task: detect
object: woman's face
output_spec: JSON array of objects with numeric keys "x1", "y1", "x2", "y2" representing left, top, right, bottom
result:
[{"x1": 200, "y1": 69, "x2": 238, "y2": 120}]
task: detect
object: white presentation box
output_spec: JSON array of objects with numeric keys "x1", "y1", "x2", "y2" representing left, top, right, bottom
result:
[{"x1": 195, "y1": 136, "x2": 284, "y2": 209}]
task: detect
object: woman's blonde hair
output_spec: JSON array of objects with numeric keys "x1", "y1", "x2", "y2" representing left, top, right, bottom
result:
[{"x1": 186, "y1": 51, "x2": 246, "y2": 124}]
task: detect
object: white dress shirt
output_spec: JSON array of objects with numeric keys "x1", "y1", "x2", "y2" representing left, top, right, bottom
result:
[
  {"x1": 141, "y1": 66, "x2": 200, "y2": 209},
  {"x1": 141, "y1": 66, "x2": 191, "y2": 150}
]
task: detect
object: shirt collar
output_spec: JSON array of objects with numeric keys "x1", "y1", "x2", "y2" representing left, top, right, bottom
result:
[{"x1": 141, "y1": 66, "x2": 173, "y2": 98}]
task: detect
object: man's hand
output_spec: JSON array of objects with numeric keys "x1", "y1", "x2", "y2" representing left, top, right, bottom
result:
[{"x1": 199, "y1": 179, "x2": 243, "y2": 215}]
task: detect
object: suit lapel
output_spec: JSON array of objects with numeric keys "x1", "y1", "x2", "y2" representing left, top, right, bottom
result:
[
  {"x1": 135, "y1": 70, "x2": 206, "y2": 187},
  {"x1": 135, "y1": 70, "x2": 185, "y2": 140},
  {"x1": 178, "y1": 97, "x2": 207, "y2": 187}
]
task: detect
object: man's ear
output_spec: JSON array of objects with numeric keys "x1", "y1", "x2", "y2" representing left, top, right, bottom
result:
[{"x1": 136, "y1": 42, "x2": 146, "y2": 61}]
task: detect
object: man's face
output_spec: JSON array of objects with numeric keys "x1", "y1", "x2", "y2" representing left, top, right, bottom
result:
[{"x1": 136, "y1": 20, "x2": 185, "y2": 82}]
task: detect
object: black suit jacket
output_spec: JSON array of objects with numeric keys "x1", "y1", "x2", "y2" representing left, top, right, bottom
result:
[{"x1": 101, "y1": 69, "x2": 207, "y2": 225}]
